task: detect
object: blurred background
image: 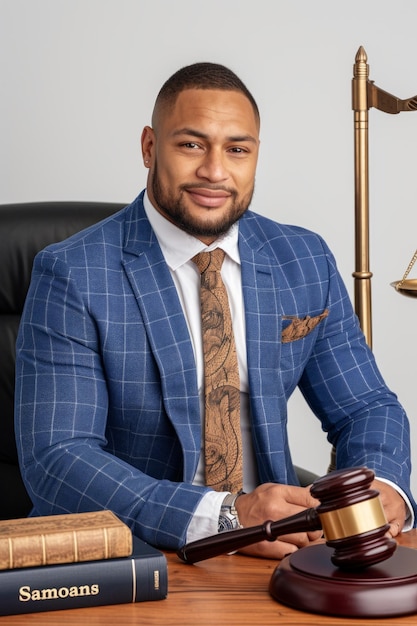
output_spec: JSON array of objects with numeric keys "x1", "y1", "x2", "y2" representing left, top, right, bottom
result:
[{"x1": 2, "y1": 0, "x2": 417, "y2": 493}]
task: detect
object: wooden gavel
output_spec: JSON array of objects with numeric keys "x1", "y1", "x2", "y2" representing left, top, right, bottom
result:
[{"x1": 177, "y1": 467, "x2": 397, "y2": 569}]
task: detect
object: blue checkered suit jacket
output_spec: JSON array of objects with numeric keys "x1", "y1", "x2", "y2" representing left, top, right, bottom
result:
[{"x1": 15, "y1": 191, "x2": 416, "y2": 549}]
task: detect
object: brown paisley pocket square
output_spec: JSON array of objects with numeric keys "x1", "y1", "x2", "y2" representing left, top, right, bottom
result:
[{"x1": 281, "y1": 309, "x2": 329, "y2": 343}]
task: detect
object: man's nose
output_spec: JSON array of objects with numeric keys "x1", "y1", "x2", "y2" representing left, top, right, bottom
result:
[{"x1": 196, "y1": 149, "x2": 228, "y2": 181}]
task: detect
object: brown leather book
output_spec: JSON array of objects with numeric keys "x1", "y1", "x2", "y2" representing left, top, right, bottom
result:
[{"x1": 0, "y1": 510, "x2": 132, "y2": 570}]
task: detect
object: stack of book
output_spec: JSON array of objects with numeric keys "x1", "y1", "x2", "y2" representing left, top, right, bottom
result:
[{"x1": 0, "y1": 510, "x2": 167, "y2": 616}]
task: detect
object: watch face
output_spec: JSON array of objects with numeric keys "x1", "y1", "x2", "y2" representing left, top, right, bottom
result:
[{"x1": 218, "y1": 514, "x2": 235, "y2": 533}]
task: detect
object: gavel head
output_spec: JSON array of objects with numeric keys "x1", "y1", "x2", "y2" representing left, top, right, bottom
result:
[{"x1": 310, "y1": 466, "x2": 397, "y2": 569}]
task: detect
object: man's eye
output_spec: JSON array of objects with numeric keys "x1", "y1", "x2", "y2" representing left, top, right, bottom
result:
[{"x1": 182, "y1": 142, "x2": 200, "y2": 149}]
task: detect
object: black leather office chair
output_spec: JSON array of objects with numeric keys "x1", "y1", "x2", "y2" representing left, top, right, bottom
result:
[{"x1": 0, "y1": 201, "x2": 125, "y2": 519}]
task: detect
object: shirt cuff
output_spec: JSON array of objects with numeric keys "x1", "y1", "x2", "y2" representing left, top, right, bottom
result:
[
  {"x1": 186, "y1": 491, "x2": 229, "y2": 543},
  {"x1": 376, "y1": 476, "x2": 415, "y2": 531}
]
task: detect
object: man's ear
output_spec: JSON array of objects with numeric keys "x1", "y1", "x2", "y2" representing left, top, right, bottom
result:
[{"x1": 141, "y1": 126, "x2": 155, "y2": 167}]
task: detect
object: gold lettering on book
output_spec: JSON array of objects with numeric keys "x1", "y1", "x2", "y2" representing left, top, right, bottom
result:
[
  {"x1": 19, "y1": 584, "x2": 100, "y2": 602},
  {"x1": 72, "y1": 530, "x2": 78, "y2": 561},
  {"x1": 103, "y1": 527, "x2": 109, "y2": 559},
  {"x1": 7, "y1": 538, "x2": 12, "y2": 569},
  {"x1": 41, "y1": 534, "x2": 46, "y2": 564}
]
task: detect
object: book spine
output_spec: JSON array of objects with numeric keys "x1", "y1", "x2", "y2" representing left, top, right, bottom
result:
[
  {"x1": 0, "y1": 553, "x2": 167, "y2": 615},
  {"x1": 0, "y1": 524, "x2": 132, "y2": 569}
]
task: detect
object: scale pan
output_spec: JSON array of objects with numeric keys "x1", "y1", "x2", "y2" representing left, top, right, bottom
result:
[{"x1": 391, "y1": 279, "x2": 417, "y2": 297}]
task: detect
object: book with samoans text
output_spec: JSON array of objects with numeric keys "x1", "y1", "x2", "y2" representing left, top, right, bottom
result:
[{"x1": 0, "y1": 535, "x2": 167, "y2": 616}]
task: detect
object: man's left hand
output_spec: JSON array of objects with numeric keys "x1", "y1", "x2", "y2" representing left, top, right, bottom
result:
[{"x1": 372, "y1": 479, "x2": 407, "y2": 537}]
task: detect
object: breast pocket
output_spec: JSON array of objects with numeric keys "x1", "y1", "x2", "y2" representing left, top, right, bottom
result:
[
  {"x1": 281, "y1": 309, "x2": 329, "y2": 343},
  {"x1": 279, "y1": 309, "x2": 329, "y2": 389}
]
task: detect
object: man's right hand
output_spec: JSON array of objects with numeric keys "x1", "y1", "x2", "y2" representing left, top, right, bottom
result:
[{"x1": 235, "y1": 482, "x2": 324, "y2": 559}]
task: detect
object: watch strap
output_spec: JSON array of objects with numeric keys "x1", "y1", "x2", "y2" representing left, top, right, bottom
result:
[{"x1": 218, "y1": 492, "x2": 243, "y2": 533}]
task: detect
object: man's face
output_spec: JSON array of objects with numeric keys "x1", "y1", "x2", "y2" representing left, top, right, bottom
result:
[{"x1": 142, "y1": 89, "x2": 260, "y2": 244}]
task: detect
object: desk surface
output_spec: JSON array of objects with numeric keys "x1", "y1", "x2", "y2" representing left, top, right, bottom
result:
[{"x1": 0, "y1": 530, "x2": 416, "y2": 625}]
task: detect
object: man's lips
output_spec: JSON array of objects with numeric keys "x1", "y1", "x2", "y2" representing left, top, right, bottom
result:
[{"x1": 185, "y1": 188, "x2": 231, "y2": 208}]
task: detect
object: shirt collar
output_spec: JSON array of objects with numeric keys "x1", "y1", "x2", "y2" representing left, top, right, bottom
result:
[{"x1": 143, "y1": 191, "x2": 240, "y2": 270}]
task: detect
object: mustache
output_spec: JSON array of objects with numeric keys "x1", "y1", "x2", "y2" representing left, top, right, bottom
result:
[{"x1": 180, "y1": 183, "x2": 237, "y2": 195}]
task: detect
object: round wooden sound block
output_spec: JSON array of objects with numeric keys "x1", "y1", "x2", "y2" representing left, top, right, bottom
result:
[{"x1": 269, "y1": 543, "x2": 417, "y2": 617}]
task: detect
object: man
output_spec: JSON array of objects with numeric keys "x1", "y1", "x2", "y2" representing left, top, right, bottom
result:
[{"x1": 15, "y1": 62, "x2": 416, "y2": 560}]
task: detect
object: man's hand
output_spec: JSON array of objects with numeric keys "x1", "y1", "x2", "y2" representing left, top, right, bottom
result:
[
  {"x1": 235, "y1": 483, "x2": 323, "y2": 559},
  {"x1": 372, "y1": 479, "x2": 407, "y2": 538}
]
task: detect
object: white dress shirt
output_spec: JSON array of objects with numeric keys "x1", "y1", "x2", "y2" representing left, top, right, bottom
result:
[{"x1": 143, "y1": 192, "x2": 413, "y2": 541}]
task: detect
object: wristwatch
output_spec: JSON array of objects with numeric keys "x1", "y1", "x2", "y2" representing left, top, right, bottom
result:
[{"x1": 218, "y1": 493, "x2": 243, "y2": 533}]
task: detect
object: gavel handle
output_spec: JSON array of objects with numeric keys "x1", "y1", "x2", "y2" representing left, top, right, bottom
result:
[{"x1": 177, "y1": 507, "x2": 321, "y2": 563}]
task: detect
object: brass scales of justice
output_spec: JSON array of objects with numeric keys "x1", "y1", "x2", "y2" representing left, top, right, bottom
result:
[
  {"x1": 352, "y1": 45, "x2": 417, "y2": 347},
  {"x1": 177, "y1": 48, "x2": 417, "y2": 618}
]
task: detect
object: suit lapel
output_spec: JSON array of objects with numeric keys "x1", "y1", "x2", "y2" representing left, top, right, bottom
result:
[
  {"x1": 121, "y1": 196, "x2": 201, "y2": 481},
  {"x1": 239, "y1": 222, "x2": 289, "y2": 483}
]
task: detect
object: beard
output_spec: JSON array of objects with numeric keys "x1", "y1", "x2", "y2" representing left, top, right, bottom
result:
[{"x1": 150, "y1": 162, "x2": 254, "y2": 239}]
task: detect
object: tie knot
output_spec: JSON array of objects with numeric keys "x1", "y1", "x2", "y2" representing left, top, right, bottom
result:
[{"x1": 192, "y1": 248, "x2": 225, "y2": 274}]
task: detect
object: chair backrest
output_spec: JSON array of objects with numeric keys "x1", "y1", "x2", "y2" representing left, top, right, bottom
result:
[{"x1": 0, "y1": 201, "x2": 125, "y2": 519}]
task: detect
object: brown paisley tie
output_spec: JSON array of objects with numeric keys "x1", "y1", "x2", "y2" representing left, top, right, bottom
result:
[{"x1": 192, "y1": 249, "x2": 243, "y2": 493}]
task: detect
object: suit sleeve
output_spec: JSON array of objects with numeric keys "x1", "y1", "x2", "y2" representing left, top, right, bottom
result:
[
  {"x1": 298, "y1": 238, "x2": 416, "y2": 521},
  {"x1": 14, "y1": 249, "x2": 208, "y2": 550}
]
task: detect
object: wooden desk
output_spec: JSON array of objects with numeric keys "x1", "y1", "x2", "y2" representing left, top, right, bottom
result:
[{"x1": 0, "y1": 531, "x2": 416, "y2": 625}]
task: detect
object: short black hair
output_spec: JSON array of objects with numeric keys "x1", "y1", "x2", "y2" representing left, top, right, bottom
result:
[{"x1": 152, "y1": 62, "x2": 260, "y2": 125}]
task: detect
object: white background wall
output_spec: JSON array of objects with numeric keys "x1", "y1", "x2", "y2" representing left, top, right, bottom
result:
[{"x1": 2, "y1": 0, "x2": 417, "y2": 495}]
